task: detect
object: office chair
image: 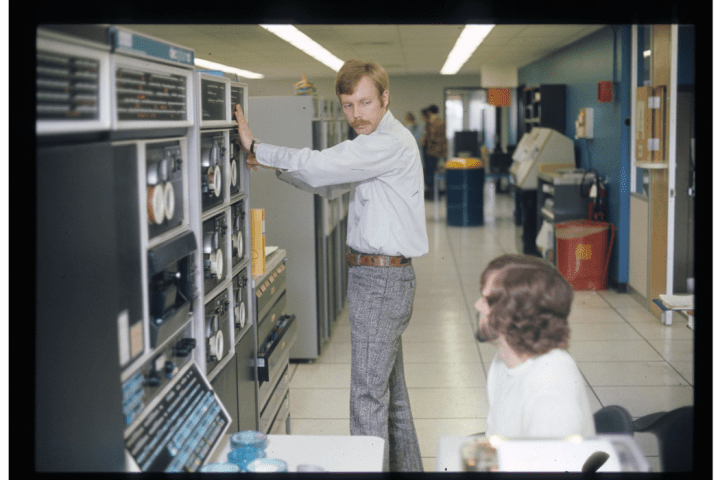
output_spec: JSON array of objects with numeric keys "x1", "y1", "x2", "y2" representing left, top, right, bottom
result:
[
  {"x1": 593, "y1": 405, "x2": 634, "y2": 435},
  {"x1": 633, "y1": 406, "x2": 693, "y2": 472}
]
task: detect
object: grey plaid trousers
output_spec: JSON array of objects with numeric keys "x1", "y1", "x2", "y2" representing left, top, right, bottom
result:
[{"x1": 347, "y1": 263, "x2": 423, "y2": 472}]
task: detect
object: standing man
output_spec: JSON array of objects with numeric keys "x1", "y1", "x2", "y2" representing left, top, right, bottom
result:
[
  {"x1": 420, "y1": 105, "x2": 447, "y2": 199},
  {"x1": 235, "y1": 59, "x2": 427, "y2": 472}
]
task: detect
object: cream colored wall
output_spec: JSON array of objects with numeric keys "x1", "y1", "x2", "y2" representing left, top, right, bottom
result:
[{"x1": 243, "y1": 73, "x2": 481, "y2": 128}]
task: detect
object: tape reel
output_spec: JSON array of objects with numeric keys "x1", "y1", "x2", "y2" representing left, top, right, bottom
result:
[
  {"x1": 208, "y1": 329, "x2": 224, "y2": 362},
  {"x1": 237, "y1": 301, "x2": 246, "y2": 328},
  {"x1": 147, "y1": 185, "x2": 165, "y2": 225},
  {"x1": 210, "y1": 248, "x2": 224, "y2": 279},
  {"x1": 208, "y1": 165, "x2": 222, "y2": 197},
  {"x1": 231, "y1": 159, "x2": 238, "y2": 188},
  {"x1": 163, "y1": 182, "x2": 175, "y2": 221},
  {"x1": 232, "y1": 233, "x2": 243, "y2": 261},
  {"x1": 206, "y1": 314, "x2": 224, "y2": 361}
]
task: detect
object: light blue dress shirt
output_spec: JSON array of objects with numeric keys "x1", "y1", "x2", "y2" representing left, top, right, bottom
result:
[{"x1": 254, "y1": 110, "x2": 429, "y2": 258}]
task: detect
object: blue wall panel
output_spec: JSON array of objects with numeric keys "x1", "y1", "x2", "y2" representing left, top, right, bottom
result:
[{"x1": 518, "y1": 26, "x2": 630, "y2": 287}]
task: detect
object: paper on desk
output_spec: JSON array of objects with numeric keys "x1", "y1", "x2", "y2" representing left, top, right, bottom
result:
[
  {"x1": 658, "y1": 294, "x2": 694, "y2": 309},
  {"x1": 496, "y1": 439, "x2": 621, "y2": 472},
  {"x1": 265, "y1": 246, "x2": 278, "y2": 258}
]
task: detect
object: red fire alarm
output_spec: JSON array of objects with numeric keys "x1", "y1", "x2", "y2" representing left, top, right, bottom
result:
[
  {"x1": 488, "y1": 88, "x2": 511, "y2": 107},
  {"x1": 598, "y1": 81, "x2": 613, "y2": 103}
]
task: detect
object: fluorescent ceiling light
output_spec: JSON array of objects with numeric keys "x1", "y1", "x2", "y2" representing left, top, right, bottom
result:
[
  {"x1": 194, "y1": 58, "x2": 265, "y2": 79},
  {"x1": 441, "y1": 25, "x2": 495, "y2": 75},
  {"x1": 260, "y1": 24, "x2": 345, "y2": 72}
]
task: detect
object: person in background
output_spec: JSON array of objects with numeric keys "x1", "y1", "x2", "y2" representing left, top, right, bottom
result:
[
  {"x1": 475, "y1": 254, "x2": 596, "y2": 438},
  {"x1": 420, "y1": 104, "x2": 447, "y2": 199},
  {"x1": 404, "y1": 112, "x2": 420, "y2": 137},
  {"x1": 404, "y1": 111, "x2": 425, "y2": 169},
  {"x1": 235, "y1": 59, "x2": 427, "y2": 472}
]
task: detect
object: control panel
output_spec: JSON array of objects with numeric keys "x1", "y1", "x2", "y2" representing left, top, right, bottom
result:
[
  {"x1": 36, "y1": 25, "x2": 255, "y2": 473},
  {"x1": 233, "y1": 268, "x2": 250, "y2": 340},
  {"x1": 200, "y1": 131, "x2": 227, "y2": 213},
  {"x1": 147, "y1": 230, "x2": 198, "y2": 348},
  {"x1": 204, "y1": 289, "x2": 231, "y2": 375},
  {"x1": 230, "y1": 199, "x2": 246, "y2": 268},
  {"x1": 145, "y1": 140, "x2": 187, "y2": 241},
  {"x1": 124, "y1": 360, "x2": 230, "y2": 472},
  {"x1": 122, "y1": 323, "x2": 196, "y2": 427},
  {"x1": 36, "y1": 31, "x2": 112, "y2": 135},
  {"x1": 229, "y1": 131, "x2": 245, "y2": 198},
  {"x1": 202, "y1": 212, "x2": 228, "y2": 295}
]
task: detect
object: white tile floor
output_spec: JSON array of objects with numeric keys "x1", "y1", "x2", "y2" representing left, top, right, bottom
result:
[{"x1": 287, "y1": 182, "x2": 694, "y2": 472}]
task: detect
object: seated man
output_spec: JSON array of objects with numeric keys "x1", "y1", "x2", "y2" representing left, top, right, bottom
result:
[{"x1": 475, "y1": 254, "x2": 596, "y2": 438}]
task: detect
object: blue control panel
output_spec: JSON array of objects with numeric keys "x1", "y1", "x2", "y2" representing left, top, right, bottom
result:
[{"x1": 124, "y1": 361, "x2": 230, "y2": 472}]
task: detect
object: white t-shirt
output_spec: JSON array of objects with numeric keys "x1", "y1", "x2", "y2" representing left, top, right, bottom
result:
[{"x1": 485, "y1": 348, "x2": 596, "y2": 438}]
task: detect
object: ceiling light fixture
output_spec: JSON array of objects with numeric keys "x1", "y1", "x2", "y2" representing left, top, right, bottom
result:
[
  {"x1": 194, "y1": 58, "x2": 265, "y2": 79},
  {"x1": 260, "y1": 24, "x2": 345, "y2": 72},
  {"x1": 440, "y1": 24, "x2": 495, "y2": 75}
]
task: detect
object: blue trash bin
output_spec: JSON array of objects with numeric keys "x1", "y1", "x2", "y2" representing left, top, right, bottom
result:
[{"x1": 446, "y1": 158, "x2": 484, "y2": 226}]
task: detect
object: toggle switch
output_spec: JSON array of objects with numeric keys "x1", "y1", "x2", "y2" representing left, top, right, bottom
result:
[
  {"x1": 144, "y1": 369, "x2": 161, "y2": 387},
  {"x1": 164, "y1": 361, "x2": 178, "y2": 379}
]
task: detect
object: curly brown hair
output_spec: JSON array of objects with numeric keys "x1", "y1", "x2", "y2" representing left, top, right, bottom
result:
[{"x1": 480, "y1": 254, "x2": 573, "y2": 356}]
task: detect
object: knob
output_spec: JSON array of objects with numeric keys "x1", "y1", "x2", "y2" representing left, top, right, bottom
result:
[
  {"x1": 164, "y1": 271, "x2": 181, "y2": 283},
  {"x1": 173, "y1": 338, "x2": 196, "y2": 357},
  {"x1": 144, "y1": 369, "x2": 161, "y2": 387},
  {"x1": 164, "y1": 361, "x2": 178, "y2": 378},
  {"x1": 174, "y1": 345, "x2": 190, "y2": 357}
]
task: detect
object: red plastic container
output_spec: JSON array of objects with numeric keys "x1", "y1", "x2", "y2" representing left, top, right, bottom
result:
[{"x1": 555, "y1": 220, "x2": 615, "y2": 291}]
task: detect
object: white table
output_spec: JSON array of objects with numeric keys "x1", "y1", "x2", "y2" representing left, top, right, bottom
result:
[
  {"x1": 207, "y1": 434, "x2": 385, "y2": 472},
  {"x1": 436, "y1": 435, "x2": 651, "y2": 472}
]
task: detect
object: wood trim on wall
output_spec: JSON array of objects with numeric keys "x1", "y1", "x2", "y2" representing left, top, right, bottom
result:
[{"x1": 647, "y1": 25, "x2": 671, "y2": 319}]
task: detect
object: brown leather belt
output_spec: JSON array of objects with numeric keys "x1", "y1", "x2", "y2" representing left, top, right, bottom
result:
[{"x1": 346, "y1": 251, "x2": 411, "y2": 267}]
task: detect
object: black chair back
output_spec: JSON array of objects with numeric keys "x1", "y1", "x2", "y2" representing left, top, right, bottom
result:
[
  {"x1": 593, "y1": 405, "x2": 634, "y2": 435},
  {"x1": 633, "y1": 406, "x2": 693, "y2": 472}
]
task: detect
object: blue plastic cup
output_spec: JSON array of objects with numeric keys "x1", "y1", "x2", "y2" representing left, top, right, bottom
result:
[
  {"x1": 227, "y1": 430, "x2": 268, "y2": 471},
  {"x1": 246, "y1": 458, "x2": 288, "y2": 473},
  {"x1": 228, "y1": 448, "x2": 266, "y2": 471},
  {"x1": 199, "y1": 462, "x2": 242, "y2": 472}
]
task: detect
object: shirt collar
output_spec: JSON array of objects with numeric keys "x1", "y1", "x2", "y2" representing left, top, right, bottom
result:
[{"x1": 374, "y1": 109, "x2": 394, "y2": 134}]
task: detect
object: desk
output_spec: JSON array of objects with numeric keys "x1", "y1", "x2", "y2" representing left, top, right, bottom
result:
[
  {"x1": 436, "y1": 435, "x2": 650, "y2": 472},
  {"x1": 207, "y1": 434, "x2": 385, "y2": 472}
]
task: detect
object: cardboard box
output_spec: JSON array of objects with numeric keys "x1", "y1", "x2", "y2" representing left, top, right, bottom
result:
[
  {"x1": 635, "y1": 87, "x2": 652, "y2": 162},
  {"x1": 251, "y1": 208, "x2": 266, "y2": 275},
  {"x1": 635, "y1": 86, "x2": 666, "y2": 162}
]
